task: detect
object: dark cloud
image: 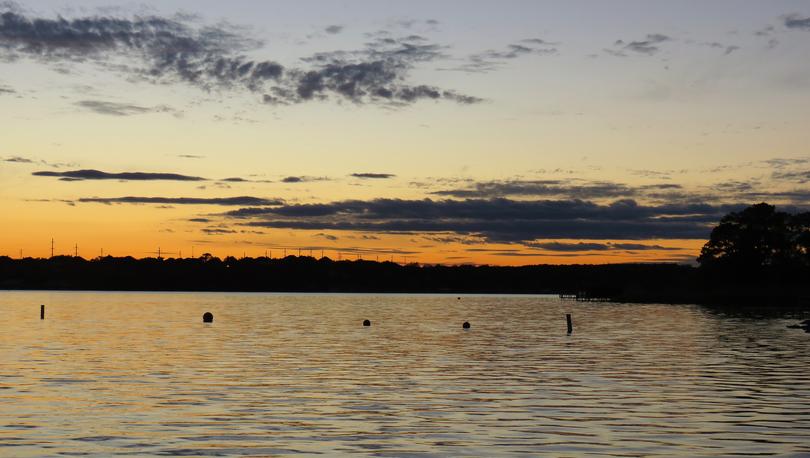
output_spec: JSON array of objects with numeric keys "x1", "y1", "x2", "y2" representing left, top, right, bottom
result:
[
  {"x1": 75, "y1": 100, "x2": 179, "y2": 116},
  {"x1": 0, "y1": 83, "x2": 14, "y2": 94},
  {"x1": 77, "y1": 196, "x2": 284, "y2": 206},
  {"x1": 324, "y1": 25, "x2": 343, "y2": 35},
  {"x1": 528, "y1": 241, "x2": 679, "y2": 252},
  {"x1": 33, "y1": 169, "x2": 205, "y2": 181},
  {"x1": 0, "y1": 7, "x2": 479, "y2": 107},
  {"x1": 177, "y1": 154, "x2": 205, "y2": 159},
  {"x1": 351, "y1": 172, "x2": 396, "y2": 179},
  {"x1": 219, "y1": 197, "x2": 743, "y2": 243},
  {"x1": 784, "y1": 14, "x2": 810, "y2": 30},
  {"x1": 314, "y1": 232, "x2": 338, "y2": 241},
  {"x1": 282, "y1": 35, "x2": 482, "y2": 105},
  {"x1": 608, "y1": 33, "x2": 671, "y2": 56}
]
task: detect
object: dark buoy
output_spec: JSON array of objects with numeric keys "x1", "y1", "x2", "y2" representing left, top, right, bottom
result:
[
  {"x1": 566, "y1": 313, "x2": 573, "y2": 334},
  {"x1": 202, "y1": 312, "x2": 214, "y2": 323},
  {"x1": 462, "y1": 321, "x2": 471, "y2": 329},
  {"x1": 40, "y1": 304, "x2": 45, "y2": 320},
  {"x1": 363, "y1": 319, "x2": 371, "y2": 327}
]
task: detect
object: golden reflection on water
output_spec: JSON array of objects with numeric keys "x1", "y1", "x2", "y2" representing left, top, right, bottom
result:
[{"x1": 1, "y1": 291, "x2": 809, "y2": 456}]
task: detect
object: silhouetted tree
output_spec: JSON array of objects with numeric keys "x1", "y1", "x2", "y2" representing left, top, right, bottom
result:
[{"x1": 698, "y1": 203, "x2": 810, "y2": 278}]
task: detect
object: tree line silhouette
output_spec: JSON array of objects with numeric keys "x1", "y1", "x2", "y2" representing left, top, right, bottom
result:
[{"x1": 1, "y1": 203, "x2": 808, "y2": 306}]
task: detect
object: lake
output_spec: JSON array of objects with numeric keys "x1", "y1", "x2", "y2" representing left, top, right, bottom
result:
[{"x1": 1, "y1": 291, "x2": 809, "y2": 456}]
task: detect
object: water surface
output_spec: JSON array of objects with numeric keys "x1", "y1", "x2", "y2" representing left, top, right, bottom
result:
[{"x1": 1, "y1": 291, "x2": 809, "y2": 456}]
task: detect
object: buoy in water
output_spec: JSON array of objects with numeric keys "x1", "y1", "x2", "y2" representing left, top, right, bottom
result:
[
  {"x1": 203, "y1": 312, "x2": 214, "y2": 323},
  {"x1": 462, "y1": 321, "x2": 471, "y2": 329},
  {"x1": 363, "y1": 319, "x2": 371, "y2": 326}
]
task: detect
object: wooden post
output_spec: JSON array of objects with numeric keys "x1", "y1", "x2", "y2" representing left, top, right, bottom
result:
[
  {"x1": 566, "y1": 313, "x2": 573, "y2": 334},
  {"x1": 40, "y1": 304, "x2": 45, "y2": 320}
]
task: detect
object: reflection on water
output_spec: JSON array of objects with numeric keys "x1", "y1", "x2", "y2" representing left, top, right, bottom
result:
[{"x1": 1, "y1": 291, "x2": 809, "y2": 456}]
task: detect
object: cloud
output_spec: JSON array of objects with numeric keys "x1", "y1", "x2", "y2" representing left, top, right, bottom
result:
[
  {"x1": 324, "y1": 25, "x2": 343, "y2": 35},
  {"x1": 445, "y1": 39, "x2": 557, "y2": 73},
  {"x1": 281, "y1": 175, "x2": 329, "y2": 183},
  {"x1": 0, "y1": 83, "x2": 14, "y2": 94},
  {"x1": 177, "y1": 154, "x2": 205, "y2": 159},
  {"x1": 350, "y1": 172, "x2": 395, "y2": 179},
  {"x1": 772, "y1": 170, "x2": 810, "y2": 183},
  {"x1": 784, "y1": 14, "x2": 810, "y2": 30},
  {"x1": 219, "y1": 197, "x2": 744, "y2": 243},
  {"x1": 32, "y1": 169, "x2": 205, "y2": 181},
  {"x1": 75, "y1": 100, "x2": 179, "y2": 116},
  {"x1": 0, "y1": 7, "x2": 479, "y2": 107},
  {"x1": 314, "y1": 232, "x2": 338, "y2": 241},
  {"x1": 431, "y1": 179, "x2": 634, "y2": 199},
  {"x1": 608, "y1": 33, "x2": 671, "y2": 56},
  {"x1": 76, "y1": 196, "x2": 284, "y2": 206},
  {"x1": 701, "y1": 41, "x2": 740, "y2": 55},
  {"x1": 3, "y1": 155, "x2": 33, "y2": 163},
  {"x1": 201, "y1": 227, "x2": 237, "y2": 235},
  {"x1": 528, "y1": 241, "x2": 679, "y2": 252},
  {"x1": 4, "y1": 155, "x2": 75, "y2": 168}
]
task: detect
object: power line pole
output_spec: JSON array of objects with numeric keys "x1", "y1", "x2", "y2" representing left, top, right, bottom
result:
[
  {"x1": 50, "y1": 238, "x2": 54, "y2": 258},
  {"x1": 74, "y1": 243, "x2": 78, "y2": 257}
]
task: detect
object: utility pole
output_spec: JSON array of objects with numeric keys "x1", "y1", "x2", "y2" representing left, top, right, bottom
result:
[
  {"x1": 191, "y1": 246, "x2": 194, "y2": 258},
  {"x1": 50, "y1": 238, "x2": 54, "y2": 258},
  {"x1": 157, "y1": 247, "x2": 161, "y2": 259},
  {"x1": 74, "y1": 243, "x2": 78, "y2": 257}
]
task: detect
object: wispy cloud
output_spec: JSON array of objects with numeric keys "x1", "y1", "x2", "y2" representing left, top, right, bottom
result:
[
  {"x1": 77, "y1": 196, "x2": 284, "y2": 206},
  {"x1": 607, "y1": 33, "x2": 671, "y2": 56},
  {"x1": 281, "y1": 175, "x2": 329, "y2": 183},
  {"x1": 527, "y1": 241, "x2": 680, "y2": 252},
  {"x1": 350, "y1": 172, "x2": 396, "y2": 179},
  {"x1": 3, "y1": 155, "x2": 75, "y2": 168},
  {"x1": 324, "y1": 25, "x2": 343, "y2": 35},
  {"x1": 75, "y1": 100, "x2": 180, "y2": 117},
  {"x1": 32, "y1": 169, "x2": 205, "y2": 181},
  {"x1": 444, "y1": 38, "x2": 557, "y2": 73}
]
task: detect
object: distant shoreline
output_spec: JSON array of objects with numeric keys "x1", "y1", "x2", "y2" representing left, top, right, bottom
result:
[{"x1": 2, "y1": 255, "x2": 809, "y2": 311}]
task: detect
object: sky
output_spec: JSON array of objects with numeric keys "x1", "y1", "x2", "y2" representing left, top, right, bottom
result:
[{"x1": 1, "y1": 0, "x2": 809, "y2": 265}]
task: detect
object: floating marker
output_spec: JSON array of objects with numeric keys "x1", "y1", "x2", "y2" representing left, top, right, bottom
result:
[
  {"x1": 363, "y1": 319, "x2": 371, "y2": 327},
  {"x1": 462, "y1": 321, "x2": 471, "y2": 329},
  {"x1": 566, "y1": 313, "x2": 573, "y2": 334},
  {"x1": 202, "y1": 312, "x2": 214, "y2": 323},
  {"x1": 40, "y1": 304, "x2": 45, "y2": 320}
]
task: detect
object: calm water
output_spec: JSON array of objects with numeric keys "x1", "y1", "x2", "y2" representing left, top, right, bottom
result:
[{"x1": 1, "y1": 291, "x2": 809, "y2": 457}]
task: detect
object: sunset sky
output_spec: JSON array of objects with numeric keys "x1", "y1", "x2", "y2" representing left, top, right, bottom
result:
[{"x1": 1, "y1": 0, "x2": 809, "y2": 265}]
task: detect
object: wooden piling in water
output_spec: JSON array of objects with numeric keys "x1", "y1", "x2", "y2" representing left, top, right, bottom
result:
[
  {"x1": 566, "y1": 313, "x2": 572, "y2": 334},
  {"x1": 40, "y1": 304, "x2": 45, "y2": 320}
]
